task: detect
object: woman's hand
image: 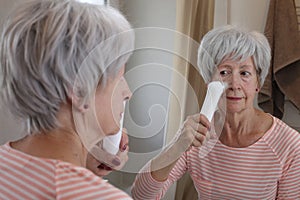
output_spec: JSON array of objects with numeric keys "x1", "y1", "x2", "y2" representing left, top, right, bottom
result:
[
  {"x1": 151, "y1": 113, "x2": 210, "y2": 181},
  {"x1": 176, "y1": 113, "x2": 211, "y2": 149},
  {"x1": 86, "y1": 129, "x2": 129, "y2": 177}
]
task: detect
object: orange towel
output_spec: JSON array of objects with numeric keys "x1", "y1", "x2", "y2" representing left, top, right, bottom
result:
[{"x1": 259, "y1": 0, "x2": 300, "y2": 118}]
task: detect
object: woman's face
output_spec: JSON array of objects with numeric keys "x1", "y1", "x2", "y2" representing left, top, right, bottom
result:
[
  {"x1": 217, "y1": 57, "x2": 259, "y2": 114},
  {"x1": 95, "y1": 66, "x2": 132, "y2": 136}
]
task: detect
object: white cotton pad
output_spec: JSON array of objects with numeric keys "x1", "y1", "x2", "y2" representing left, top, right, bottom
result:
[
  {"x1": 103, "y1": 102, "x2": 126, "y2": 155},
  {"x1": 76, "y1": 0, "x2": 104, "y2": 5},
  {"x1": 200, "y1": 81, "x2": 226, "y2": 122}
]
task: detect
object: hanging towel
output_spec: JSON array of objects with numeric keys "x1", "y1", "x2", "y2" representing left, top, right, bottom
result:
[{"x1": 259, "y1": 0, "x2": 300, "y2": 118}]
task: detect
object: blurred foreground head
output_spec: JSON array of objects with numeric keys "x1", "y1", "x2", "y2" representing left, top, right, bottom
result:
[{"x1": 0, "y1": 0, "x2": 134, "y2": 133}]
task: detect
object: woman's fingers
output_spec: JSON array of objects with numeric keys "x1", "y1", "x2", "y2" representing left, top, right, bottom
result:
[
  {"x1": 119, "y1": 129, "x2": 129, "y2": 152},
  {"x1": 193, "y1": 114, "x2": 211, "y2": 130},
  {"x1": 181, "y1": 113, "x2": 211, "y2": 148},
  {"x1": 114, "y1": 147, "x2": 129, "y2": 171}
]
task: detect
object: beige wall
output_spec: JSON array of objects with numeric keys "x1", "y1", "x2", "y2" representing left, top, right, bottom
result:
[{"x1": 214, "y1": 0, "x2": 270, "y2": 31}]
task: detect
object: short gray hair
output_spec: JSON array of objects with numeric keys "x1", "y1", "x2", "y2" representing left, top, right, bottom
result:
[
  {"x1": 0, "y1": 0, "x2": 134, "y2": 133},
  {"x1": 197, "y1": 25, "x2": 271, "y2": 86}
]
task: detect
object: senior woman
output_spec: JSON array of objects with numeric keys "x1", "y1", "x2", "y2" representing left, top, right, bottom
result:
[
  {"x1": 0, "y1": 0, "x2": 134, "y2": 199},
  {"x1": 131, "y1": 25, "x2": 300, "y2": 199}
]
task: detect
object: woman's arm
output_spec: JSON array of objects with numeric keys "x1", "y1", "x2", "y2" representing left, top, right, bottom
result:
[
  {"x1": 277, "y1": 147, "x2": 300, "y2": 199},
  {"x1": 131, "y1": 149, "x2": 189, "y2": 200},
  {"x1": 131, "y1": 113, "x2": 210, "y2": 199},
  {"x1": 151, "y1": 114, "x2": 210, "y2": 181}
]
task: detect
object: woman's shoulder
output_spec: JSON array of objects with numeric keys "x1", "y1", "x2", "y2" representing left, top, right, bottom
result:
[
  {"x1": 0, "y1": 143, "x2": 131, "y2": 199},
  {"x1": 272, "y1": 116, "x2": 299, "y2": 137},
  {"x1": 264, "y1": 115, "x2": 300, "y2": 151},
  {"x1": 54, "y1": 162, "x2": 132, "y2": 199}
]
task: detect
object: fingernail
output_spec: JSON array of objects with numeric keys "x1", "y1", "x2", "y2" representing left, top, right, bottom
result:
[
  {"x1": 97, "y1": 163, "x2": 105, "y2": 169},
  {"x1": 83, "y1": 104, "x2": 89, "y2": 109},
  {"x1": 98, "y1": 163, "x2": 112, "y2": 171},
  {"x1": 112, "y1": 158, "x2": 121, "y2": 166},
  {"x1": 121, "y1": 144, "x2": 127, "y2": 152},
  {"x1": 103, "y1": 165, "x2": 112, "y2": 171}
]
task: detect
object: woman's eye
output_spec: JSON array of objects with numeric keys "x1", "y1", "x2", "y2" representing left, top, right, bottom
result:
[
  {"x1": 220, "y1": 70, "x2": 229, "y2": 76},
  {"x1": 241, "y1": 71, "x2": 251, "y2": 76}
]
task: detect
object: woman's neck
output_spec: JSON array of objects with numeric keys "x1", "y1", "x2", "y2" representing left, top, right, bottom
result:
[
  {"x1": 11, "y1": 128, "x2": 87, "y2": 167},
  {"x1": 219, "y1": 108, "x2": 269, "y2": 147},
  {"x1": 225, "y1": 108, "x2": 257, "y2": 133},
  {"x1": 11, "y1": 104, "x2": 87, "y2": 167}
]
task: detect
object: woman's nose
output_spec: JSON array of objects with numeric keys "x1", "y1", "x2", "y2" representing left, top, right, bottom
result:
[
  {"x1": 228, "y1": 74, "x2": 241, "y2": 90},
  {"x1": 123, "y1": 80, "x2": 132, "y2": 100}
]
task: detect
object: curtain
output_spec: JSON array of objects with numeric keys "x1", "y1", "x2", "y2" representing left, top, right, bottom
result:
[
  {"x1": 258, "y1": 0, "x2": 300, "y2": 118},
  {"x1": 165, "y1": 0, "x2": 215, "y2": 199}
]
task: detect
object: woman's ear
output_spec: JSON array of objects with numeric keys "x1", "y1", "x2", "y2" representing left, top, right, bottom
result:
[
  {"x1": 67, "y1": 89, "x2": 89, "y2": 113},
  {"x1": 256, "y1": 76, "x2": 261, "y2": 92}
]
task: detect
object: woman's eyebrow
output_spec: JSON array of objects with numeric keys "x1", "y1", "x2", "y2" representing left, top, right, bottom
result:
[
  {"x1": 218, "y1": 64, "x2": 231, "y2": 69},
  {"x1": 240, "y1": 64, "x2": 253, "y2": 69}
]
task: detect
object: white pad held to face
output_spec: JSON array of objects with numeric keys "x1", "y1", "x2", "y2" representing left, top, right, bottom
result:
[
  {"x1": 102, "y1": 101, "x2": 126, "y2": 155},
  {"x1": 200, "y1": 81, "x2": 226, "y2": 122}
]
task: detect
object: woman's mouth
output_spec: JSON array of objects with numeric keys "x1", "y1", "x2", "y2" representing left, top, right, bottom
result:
[{"x1": 227, "y1": 96, "x2": 243, "y2": 101}]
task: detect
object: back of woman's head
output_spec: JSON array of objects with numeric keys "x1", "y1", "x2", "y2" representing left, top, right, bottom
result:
[
  {"x1": 0, "y1": 0, "x2": 134, "y2": 133},
  {"x1": 197, "y1": 25, "x2": 271, "y2": 86}
]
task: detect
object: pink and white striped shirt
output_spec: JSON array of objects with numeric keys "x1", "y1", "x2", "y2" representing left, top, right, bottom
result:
[
  {"x1": 0, "y1": 142, "x2": 132, "y2": 200},
  {"x1": 132, "y1": 116, "x2": 300, "y2": 199}
]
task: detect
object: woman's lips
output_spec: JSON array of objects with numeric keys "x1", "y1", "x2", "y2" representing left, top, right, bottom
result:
[{"x1": 227, "y1": 96, "x2": 243, "y2": 101}]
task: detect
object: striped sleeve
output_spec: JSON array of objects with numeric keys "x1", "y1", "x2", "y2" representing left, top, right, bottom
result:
[
  {"x1": 55, "y1": 163, "x2": 132, "y2": 200},
  {"x1": 274, "y1": 121, "x2": 300, "y2": 199},
  {"x1": 131, "y1": 151, "x2": 189, "y2": 200},
  {"x1": 277, "y1": 147, "x2": 300, "y2": 199}
]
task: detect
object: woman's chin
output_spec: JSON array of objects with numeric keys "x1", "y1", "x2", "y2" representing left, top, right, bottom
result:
[{"x1": 226, "y1": 106, "x2": 244, "y2": 114}]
